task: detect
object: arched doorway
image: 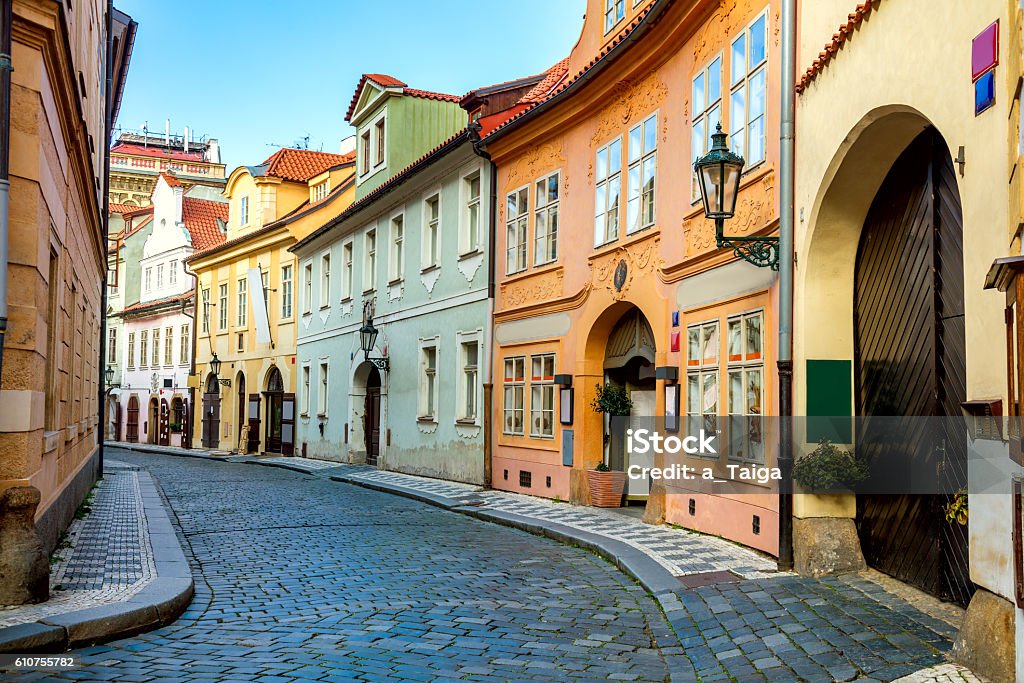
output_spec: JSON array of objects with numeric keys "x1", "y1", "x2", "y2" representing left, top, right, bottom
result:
[
  {"x1": 236, "y1": 372, "x2": 246, "y2": 449},
  {"x1": 170, "y1": 396, "x2": 184, "y2": 439},
  {"x1": 126, "y1": 394, "x2": 139, "y2": 443},
  {"x1": 106, "y1": 394, "x2": 121, "y2": 441},
  {"x1": 263, "y1": 367, "x2": 284, "y2": 454},
  {"x1": 147, "y1": 397, "x2": 159, "y2": 444},
  {"x1": 364, "y1": 366, "x2": 382, "y2": 466},
  {"x1": 201, "y1": 373, "x2": 220, "y2": 449},
  {"x1": 853, "y1": 127, "x2": 972, "y2": 606},
  {"x1": 603, "y1": 307, "x2": 657, "y2": 502},
  {"x1": 158, "y1": 398, "x2": 171, "y2": 446}
]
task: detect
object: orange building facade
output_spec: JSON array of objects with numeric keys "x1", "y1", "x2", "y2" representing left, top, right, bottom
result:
[{"x1": 484, "y1": 0, "x2": 782, "y2": 555}]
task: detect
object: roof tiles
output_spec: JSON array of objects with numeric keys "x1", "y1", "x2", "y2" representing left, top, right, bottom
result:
[
  {"x1": 181, "y1": 197, "x2": 228, "y2": 251},
  {"x1": 346, "y1": 73, "x2": 461, "y2": 122},
  {"x1": 259, "y1": 148, "x2": 354, "y2": 183},
  {"x1": 797, "y1": 0, "x2": 881, "y2": 93}
]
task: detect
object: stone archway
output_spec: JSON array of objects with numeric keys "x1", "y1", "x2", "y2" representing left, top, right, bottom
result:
[{"x1": 350, "y1": 360, "x2": 387, "y2": 466}]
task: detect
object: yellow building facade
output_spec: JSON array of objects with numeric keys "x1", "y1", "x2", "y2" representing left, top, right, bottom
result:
[{"x1": 188, "y1": 149, "x2": 355, "y2": 454}]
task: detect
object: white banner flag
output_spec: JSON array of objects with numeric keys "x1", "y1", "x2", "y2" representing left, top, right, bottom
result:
[{"x1": 248, "y1": 267, "x2": 272, "y2": 344}]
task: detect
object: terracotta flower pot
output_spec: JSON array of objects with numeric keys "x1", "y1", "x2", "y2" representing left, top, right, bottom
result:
[{"x1": 588, "y1": 470, "x2": 627, "y2": 507}]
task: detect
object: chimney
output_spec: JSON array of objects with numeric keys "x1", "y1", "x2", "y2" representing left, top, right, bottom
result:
[
  {"x1": 205, "y1": 138, "x2": 221, "y2": 164},
  {"x1": 184, "y1": 126, "x2": 190, "y2": 154},
  {"x1": 165, "y1": 119, "x2": 170, "y2": 147},
  {"x1": 339, "y1": 135, "x2": 356, "y2": 155}
]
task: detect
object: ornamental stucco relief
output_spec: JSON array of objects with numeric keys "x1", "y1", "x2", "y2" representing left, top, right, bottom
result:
[
  {"x1": 683, "y1": 170, "x2": 775, "y2": 259},
  {"x1": 505, "y1": 142, "x2": 566, "y2": 191},
  {"x1": 588, "y1": 74, "x2": 669, "y2": 181},
  {"x1": 692, "y1": 0, "x2": 766, "y2": 66},
  {"x1": 500, "y1": 269, "x2": 564, "y2": 309},
  {"x1": 590, "y1": 237, "x2": 660, "y2": 301}
]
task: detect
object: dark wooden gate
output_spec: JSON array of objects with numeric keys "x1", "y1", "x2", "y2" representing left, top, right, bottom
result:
[
  {"x1": 854, "y1": 128, "x2": 973, "y2": 606},
  {"x1": 126, "y1": 395, "x2": 139, "y2": 443},
  {"x1": 281, "y1": 393, "x2": 295, "y2": 456},
  {"x1": 248, "y1": 393, "x2": 262, "y2": 454},
  {"x1": 158, "y1": 398, "x2": 170, "y2": 446},
  {"x1": 202, "y1": 388, "x2": 220, "y2": 449},
  {"x1": 365, "y1": 367, "x2": 381, "y2": 466}
]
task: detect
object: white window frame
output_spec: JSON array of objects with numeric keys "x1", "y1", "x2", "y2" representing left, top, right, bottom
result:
[
  {"x1": 218, "y1": 283, "x2": 228, "y2": 330},
  {"x1": 728, "y1": 9, "x2": 769, "y2": 169},
  {"x1": 302, "y1": 262, "x2": 313, "y2": 314},
  {"x1": 460, "y1": 167, "x2": 483, "y2": 256},
  {"x1": 726, "y1": 309, "x2": 765, "y2": 464},
  {"x1": 280, "y1": 264, "x2": 293, "y2": 319},
  {"x1": 358, "y1": 109, "x2": 388, "y2": 180},
  {"x1": 236, "y1": 277, "x2": 247, "y2": 327},
  {"x1": 169, "y1": 260, "x2": 178, "y2": 286},
  {"x1": 422, "y1": 192, "x2": 441, "y2": 271},
  {"x1": 686, "y1": 319, "x2": 720, "y2": 459},
  {"x1": 319, "y1": 251, "x2": 331, "y2": 309},
  {"x1": 691, "y1": 52, "x2": 724, "y2": 203},
  {"x1": 156, "y1": 264, "x2": 164, "y2": 290},
  {"x1": 317, "y1": 359, "x2": 329, "y2": 418},
  {"x1": 107, "y1": 327, "x2": 117, "y2": 364},
  {"x1": 533, "y1": 170, "x2": 560, "y2": 266},
  {"x1": 300, "y1": 363, "x2": 311, "y2": 416},
  {"x1": 151, "y1": 327, "x2": 160, "y2": 367},
  {"x1": 164, "y1": 325, "x2": 174, "y2": 366},
  {"x1": 180, "y1": 324, "x2": 189, "y2": 365},
  {"x1": 604, "y1": 0, "x2": 625, "y2": 34},
  {"x1": 505, "y1": 185, "x2": 529, "y2": 275},
  {"x1": 594, "y1": 137, "x2": 622, "y2": 246},
  {"x1": 311, "y1": 179, "x2": 329, "y2": 203},
  {"x1": 627, "y1": 112, "x2": 658, "y2": 234},
  {"x1": 341, "y1": 240, "x2": 354, "y2": 301},
  {"x1": 127, "y1": 331, "x2": 135, "y2": 369},
  {"x1": 456, "y1": 330, "x2": 483, "y2": 425},
  {"x1": 240, "y1": 195, "x2": 250, "y2": 227},
  {"x1": 139, "y1": 330, "x2": 147, "y2": 369},
  {"x1": 502, "y1": 355, "x2": 526, "y2": 436},
  {"x1": 201, "y1": 287, "x2": 210, "y2": 333},
  {"x1": 389, "y1": 211, "x2": 405, "y2": 283},
  {"x1": 529, "y1": 353, "x2": 557, "y2": 439},
  {"x1": 363, "y1": 228, "x2": 377, "y2": 292},
  {"x1": 418, "y1": 337, "x2": 440, "y2": 422},
  {"x1": 144, "y1": 267, "x2": 152, "y2": 293}
]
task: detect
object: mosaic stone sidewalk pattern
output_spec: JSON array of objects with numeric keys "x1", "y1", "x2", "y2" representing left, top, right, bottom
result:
[{"x1": 0, "y1": 461, "x2": 156, "y2": 628}]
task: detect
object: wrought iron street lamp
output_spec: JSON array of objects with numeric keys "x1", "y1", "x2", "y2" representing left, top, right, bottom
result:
[
  {"x1": 359, "y1": 316, "x2": 390, "y2": 372},
  {"x1": 105, "y1": 365, "x2": 115, "y2": 388},
  {"x1": 694, "y1": 124, "x2": 779, "y2": 270},
  {"x1": 209, "y1": 352, "x2": 231, "y2": 387}
]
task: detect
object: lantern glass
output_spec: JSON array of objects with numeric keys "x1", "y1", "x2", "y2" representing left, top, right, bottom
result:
[
  {"x1": 360, "y1": 319, "x2": 378, "y2": 358},
  {"x1": 694, "y1": 124, "x2": 745, "y2": 220},
  {"x1": 105, "y1": 365, "x2": 114, "y2": 385},
  {"x1": 719, "y1": 160, "x2": 742, "y2": 217},
  {"x1": 210, "y1": 353, "x2": 222, "y2": 377}
]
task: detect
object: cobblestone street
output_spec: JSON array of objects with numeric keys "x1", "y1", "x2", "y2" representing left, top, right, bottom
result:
[{"x1": 12, "y1": 448, "x2": 975, "y2": 682}]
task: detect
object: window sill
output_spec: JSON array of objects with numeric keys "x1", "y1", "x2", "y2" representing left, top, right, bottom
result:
[
  {"x1": 458, "y1": 248, "x2": 482, "y2": 260},
  {"x1": 319, "y1": 305, "x2": 331, "y2": 311},
  {"x1": 388, "y1": 277, "x2": 404, "y2": 286},
  {"x1": 417, "y1": 416, "x2": 437, "y2": 424},
  {"x1": 300, "y1": 412, "x2": 309, "y2": 419},
  {"x1": 317, "y1": 413, "x2": 327, "y2": 419},
  {"x1": 362, "y1": 288, "x2": 375, "y2": 296},
  {"x1": 340, "y1": 297, "x2": 352, "y2": 304},
  {"x1": 455, "y1": 418, "x2": 480, "y2": 427},
  {"x1": 529, "y1": 433, "x2": 556, "y2": 440},
  {"x1": 420, "y1": 264, "x2": 440, "y2": 274}
]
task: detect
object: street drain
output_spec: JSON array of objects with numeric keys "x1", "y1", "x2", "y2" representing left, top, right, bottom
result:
[{"x1": 675, "y1": 570, "x2": 743, "y2": 588}]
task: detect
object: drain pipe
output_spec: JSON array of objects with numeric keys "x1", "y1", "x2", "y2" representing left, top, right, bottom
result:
[
  {"x1": 470, "y1": 122, "x2": 496, "y2": 488},
  {"x1": 0, "y1": 0, "x2": 12, "y2": 383},
  {"x1": 777, "y1": 0, "x2": 797, "y2": 572}
]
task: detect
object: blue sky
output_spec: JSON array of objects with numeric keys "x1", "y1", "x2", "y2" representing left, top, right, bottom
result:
[{"x1": 114, "y1": 0, "x2": 586, "y2": 171}]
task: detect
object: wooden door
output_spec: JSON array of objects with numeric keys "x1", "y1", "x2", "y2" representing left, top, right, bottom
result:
[
  {"x1": 158, "y1": 399, "x2": 170, "y2": 446},
  {"x1": 126, "y1": 395, "x2": 139, "y2": 443},
  {"x1": 365, "y1": 387, "x2": 381, "y2": 466},
  {"x1": 202, "y1": 392, "x2": 220, "y2": 448},
  {"x1": 854, "y1": 128, "x2": 973, "y2": 606},
  {"x1": 281, "y1": 393, "x2": 295, "y2": 456},
  {"x1": 248, "y1": 393, "x2": 262, "y2": 454},
  {"x1": 264, "y1": 393, "x2": 283, "y2": 453}
]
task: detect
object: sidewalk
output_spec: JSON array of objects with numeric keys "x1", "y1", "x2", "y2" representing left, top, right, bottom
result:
[
  {"x1": 112, "y1": 444, "x2": 984, "y2": 682},
  {"x1": 0, "y1": 460, "x2": 193, "y2": 653}
]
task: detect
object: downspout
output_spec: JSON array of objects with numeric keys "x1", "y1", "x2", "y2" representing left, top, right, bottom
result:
[
  {"x1": 0, "y1": 0, "x2": 12, "y2": 385},
  {"x1": 180, "y1": 295, "x2": 196, "y2": 450},
  {"x1": 777, "y1": 0, "x2": 796, "y2": 572},
  {"x1": 470, "y1": 122, "x2": 496, "y2": 488},
  {"x1": 96, "y1": 0, "x2": 115, "y2": 473}
]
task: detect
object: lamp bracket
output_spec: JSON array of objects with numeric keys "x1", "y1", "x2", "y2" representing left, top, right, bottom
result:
[
  {"x1": 367, "y1": 357, "x2": 390, "y2": 372},
  {"x1": 716, "y1": 218, "x2": 780, "y2": 270},
  {"x1": 218, "y1": 378, "x2": 232, "y2": 387}
]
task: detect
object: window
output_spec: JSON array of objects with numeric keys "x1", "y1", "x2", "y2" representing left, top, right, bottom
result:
[
  {"x1": 686, "y1": 320, "x2": 719, "y2": 456},
  {"x1": 534, "y1": 172, "x2": 560, "y2": 265},
  {"x1": 419, "y1": 343, "x2": 438, "y2": 420},
  {"x1": 457, "y1": 334, "x2": 481, "y2": 423},
  {"x1": 502, "y1": 356, "x2": 526, "y2": 435},
  {"x1": 462, "y1": 172, "x2": 481, "y2": 254},
  {"x1": 237, "y1": 277, "x2": 247, "y2": 327},
  {"x1": 144, "y1": 267, "x2": 152, "y2": 292},
  {"x1": 151, "y1": 328, "x2": 160, "y2": 367},
  {"x1": 156, "y1": 264, "x2": 164, "y2": 289},
  {"x1": 530, "y1": 353, "x2": 556, "y2": 438},
  {"x1": 423, "y1": 196, "x2": 440, "y2": 270},
  {"x1": 301, "y1": 364, "x2": 310, "y2": 415},
  {"x1": 201, "y1": 288, "x2": 210, "y2": 333},
  {"x1": 237, "y1": 331, "x2": 245, "y2": 352},
  {"x1": 108, "y1": 327, "x2": 117, "y2": 364},
  {"x1": 726, "y1": 311, "x2": 764, "y2": 463},
  {"x1": 303, "y1": 263, "x2": 313, "y2": 313},
  {"x1": 127, "y1": 331, "x2": 135, "y2": 369},
  {"x1": 505, "y1": 187, "x2": 528, "y2": 275},
  {"x1": 375, "y1": 118, "x2": 386, "y2": 166},
  {"x1": 341, "y1": 242, "x2": 353, "y2": 300},
  {"x1": 218, "y1": 284, "x2": 228, "y2": 330},
  {"x1": 364, "y1": 229, "x2": 376, "y2": 291},
  {"x1": 729, "y1": 12, "x2": 768, "y2": 166},
  {"x1": 240, "y1": 195, "x2": 249, "y2": 226},
  {"x1": 360, "y1": 131, "x2": 371, "y2": 175},
  {"x1": 139, "y1": 330, "x2": 147, "y2": 368},
  {"x1": 594, "y1": 139, "x2": 622, "y2": 245},
  {"x1": 164, "y1": 326, "x2": 174, "y2": 365},
  {"x1": 604, "y1": 0, "x2": 624, "y2": 33},
  {"x1": 627, "y1": 113, "x2": 658, "y2": 233},
  {"x1": 390, "y1": 214, "x2": 405, "y2": 281},
  {"x1": 169, "y1": 260, "x2": 178, "y2": 286},
  {"x1": 281, "y1": 265, "x2": 293, "y2": 319},
  {"x1": 318, "y1": 361, "x2": 329, "y2": 417},
  {"x1": 180, "y1": 324, "x2": 189, "y2": 365},
  {"x1": 320, "y1": 253, "x2": 331, "y2": 307},
  {"x1": 692, "y1": 55, "x2": 724, "y2": 202},
  {"x1": 311, "y1": 180, "x2": 329, "y2": 203}
]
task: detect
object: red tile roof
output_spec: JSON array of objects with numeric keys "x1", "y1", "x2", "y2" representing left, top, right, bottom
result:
[
  {"x1": 260, "y1": 148, "x2": 354, "y2": 183},
  {"x1": 108, "y1": 202, "x2": 138, "y2": 215},
  {"x1": 346, "y1": 73, "x2": 461, "y2": 122},
  {"x1": 111, "y1": 142, "x2": 206, "y2": 163},
  {"x1": 181, "y1": 197, "x2": 228, "y2": 251},
  {"x1": 797, "y1": 0, "x2": 880, "y2": 93},
  {"x1": 517, "y1": 59, "x2": 570, "y2": 104},
  {"x1": 159, "y1": 172, "x2": 183, "y2": 187},
  {"x1": 120, "y1": 291, "x2": 193, "y2": 316}
]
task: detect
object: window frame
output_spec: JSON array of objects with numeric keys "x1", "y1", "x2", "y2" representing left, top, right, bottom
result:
[
  {"x1": 280, "y1": 264, "x2": 293, "y2": 320},
  {"x1": 728, "y1": 9, "x2": 770, "y2": 170},
  {"x1": 317, "y1": 359, "x2": 329, "y2": 418},
  {"x1": 151, "y1": 327, "x2": 160, "y2": 367},
  {"x1": 460, "y1": 168, "x2": 483, "y2": 256},
  {"x1": 390, "y1": 211, "x2": 406, "y2": 283},
  {"x1": 341, "y1": 240, "x2": 354, "y2": 302},
  {"x1": 627, "y1": 112, "x2": 658, "y2": 234},
  {"x1": 319, "y1": 251, "x2": 331, "y2": 309},
  {"x1": 169, "y1": 260, "x2": 177, "y2": 286},
  {"x1": 139, "y1": 330, "x2": 148, "y2": 369},
  {"x1": 529, "y1": 353, "x2": 557, "y2": 439},
  {"x1": 725, "y1": 309, "x2": 765, "y2": 464},
  {"x1": 594, "y1": 136, "x2": 623, "y2": 247},
  {"x1": 302, "y1": 262, "x2": 313, "y2": 315},
  {"x1": 180, "y1": 324, "x2": 189, "y2": 365},
  {"x1": 505, "y1": 185, "x2": 529, "y2": 275},
  {"x1": 300, "y1": 363, "x2": 311, "y2": 416},
  {"x1": 502, "y1": 355, "x2": 526, "y2": 436},
  {"x1": 604, "y1": 0, "x2": 625, "y2": 34},
  {"x1": 201, "y1": 287, "x2": 210, "y2": 334},
  {"x1": 691, "y1": 52, "x2": 725, "y2": 204},
  {"x1": 236, "y1": 277, "x2": 248, "y2": 327},
  {"x1": 126, "y1": 331, "x2": 134, "y2": 370},
  {"x1": 533, "y1": 170, "x2": 560, "y2": 266},
  {"x1": 164, "y1": 325, "x2": 174, "y2": 366},
  {"x1": 240, "y1": 195, "x2": 250, "y2": 227},
  {"x1": 107, "y1": 327, "x2": 117, "y2": 365},
  {"x1": 218, "y1": 283, "x2": 228, "y2": 330},
  {"x1": 456, "y1": 330, "x2": 483, "y2": 425},
  {"x1": 418, "y1": 337, "x2": 440, "y2": 422},
  {"x1": 363, "y1": 228, "x2": 377, "y2": 293},
  {"x1": 422, "y1": 192, "x2": 441, "y2": 272}
]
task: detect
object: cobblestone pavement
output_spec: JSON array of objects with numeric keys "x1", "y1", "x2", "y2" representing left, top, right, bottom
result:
[
  {"x1": 22, "y1": 450, "x2": 979, "y2": 682},
  {"x1": 0, "y1": 461, "x2": 155, "y2": 628}
]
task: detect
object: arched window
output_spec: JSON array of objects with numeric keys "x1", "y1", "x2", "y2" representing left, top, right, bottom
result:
[{"x1": 266, "y1": 367, "x2": 284, "y2": 393}]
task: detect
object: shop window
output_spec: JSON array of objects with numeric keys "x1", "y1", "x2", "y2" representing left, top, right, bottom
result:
[
  {"x1": 530, "y1": 353, "x2": 556, "y2": 438},
  {"x1": 503, "y1": 356, "x2": 526, "y2": 435}
]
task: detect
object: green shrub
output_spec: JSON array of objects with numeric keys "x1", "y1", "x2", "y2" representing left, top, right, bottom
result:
[
  {"x1": 591, "y1": 383, "x2": 632, "y2": 416},
  {"x1": 793, "y1": 439, "x2": 870, "y2": 491}
]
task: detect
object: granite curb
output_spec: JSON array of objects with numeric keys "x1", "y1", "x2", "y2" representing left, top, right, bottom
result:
[
  {"x1": 106, "y1": 442, "x2": 227, "y2": 461},
  {"x1": 0, "y1": 471, "x2": 194, "y2": 653}
]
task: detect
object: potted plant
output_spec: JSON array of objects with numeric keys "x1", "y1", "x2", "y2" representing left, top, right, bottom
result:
[
  {"x1": 588, "y1": 383, "x2": 632, "y2": 507},
  {"x1": 944, "y1": 489, "x2": 968, "y2": 526},
  {"x1": 793, "y1": 439, "x2": 870, "y2": 493}
]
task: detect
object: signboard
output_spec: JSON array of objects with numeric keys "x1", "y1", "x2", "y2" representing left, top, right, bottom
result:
[{"x1": 248, "y1": 267, "x2": 272, "y2": 344}]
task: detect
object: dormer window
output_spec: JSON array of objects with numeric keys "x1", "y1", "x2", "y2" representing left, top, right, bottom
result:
[
  {"x1": 311, "y1": 180, "x2": 329, "y2": 203},
  {"x1": 360, "y1": 131, "x2": 371, "y2": 175},
  {"x1": 358, "y1": 111, "x2": 388, "y2": 178},
  {"x1": 375, "y1": 119, "x2": 386, "y2": 165},
  {"x1": 240, "y1": 195, "x2": 250, "y2": 226}
]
